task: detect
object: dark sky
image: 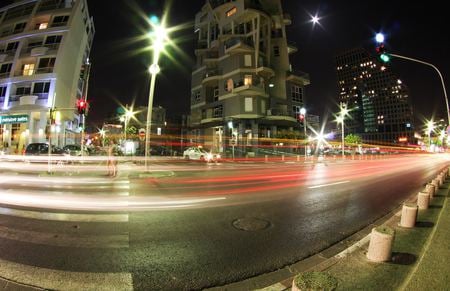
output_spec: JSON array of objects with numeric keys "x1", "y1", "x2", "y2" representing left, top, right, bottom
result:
[{"x1": 85, "y1": 0, "x2": 449, "y2": 125}]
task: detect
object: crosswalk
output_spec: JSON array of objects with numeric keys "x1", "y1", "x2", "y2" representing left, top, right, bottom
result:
[{"x1": 0, "y1": 173, "x2": 133, "y2": 290}]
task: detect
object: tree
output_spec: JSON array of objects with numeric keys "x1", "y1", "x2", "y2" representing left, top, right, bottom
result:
[{"x1": 345, "y1": 134, "x2": 362, "y2": 145}]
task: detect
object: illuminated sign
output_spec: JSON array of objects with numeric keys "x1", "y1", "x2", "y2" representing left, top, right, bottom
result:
[
  {"x1": 398, "y1": 137, "x2": 408, "y2": 142},
  {"x1": 226, "y1": 7, "x2": 237, "y2": 17},
  {"x1": 0, "y1": 115, "x2": 29, "y2": 124}
]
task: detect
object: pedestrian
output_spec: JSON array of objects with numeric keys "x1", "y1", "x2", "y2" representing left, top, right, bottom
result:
[{"x1": 107, "y1": 140, "x2": 118, "y2": 177}]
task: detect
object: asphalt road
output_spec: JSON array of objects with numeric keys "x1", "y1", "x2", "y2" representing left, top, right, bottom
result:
[{"x1": 0, "y1": 154, "x2": 448, "y2": 290}]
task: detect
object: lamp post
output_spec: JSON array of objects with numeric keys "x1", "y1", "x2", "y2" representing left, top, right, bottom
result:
[
  {"x1": 122, "y1": 106, "x2": 135, "y2": 142},
  {"x1": 300, "y1": 107, "x2": 307, "y2": 159},
  {"x1": 336, "y1": 105, "x2": 349, "y2": 160},
  {"x1": 426, "y1": 120, "x2": 435, "y2": 150},
  {"x1": 145, "y1": 21, "x2": 169, "y2": 170}
]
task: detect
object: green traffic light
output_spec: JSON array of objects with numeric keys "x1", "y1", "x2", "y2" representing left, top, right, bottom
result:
[{"x1": 380, "y1": 53, "x2": 390, "y2": 63}]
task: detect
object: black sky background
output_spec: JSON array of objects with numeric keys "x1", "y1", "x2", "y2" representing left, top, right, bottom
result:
[{"x1": 28, "y1": 0, "x2": 450, "y2": 125}]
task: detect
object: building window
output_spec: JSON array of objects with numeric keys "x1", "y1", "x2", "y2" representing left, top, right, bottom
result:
[
  {"x1": 244, "y1": 75, "x2": 253, "y2": 86},
  {"x1": 38, "y1": 57, "x2": 56, "y2": 73},
  {"x1": 226, "y1": 7, "x2": 237, "y2": 17},
  {"x1": 213, "y1": 87, "x2": 219, "y2": 102},
  {"x1": 194, "y1": 91, "x2": 201, "y2": 101},
  {"x1": 6, "y1": 42, "x2": 19, "y2": 52},
  {"x1": 291, "y1": 85, "x2": 303, "y2": 102},
  {"x1": 22, "y1": 64, "x2": 35, "y2": 76},
  {"x1": 273, "y1": 46, "x2": 280, "y2": 57},
  {"x1": 37, "y1": 22, "x2": 48, "y2": 30},
  {"x1": 245, "y1": 97, "x2": 253, "y2": 112},
  {"x1": 244, "y1": 54, "x2": 252, "y2": 67},
  {"x1": 16, "y1": 86, "x2": 31, "y2": 96},
  {"x1": 0, "y1": 86, "x2": 6, "y2": 97},
  {"x1": 33, "y1": 82, "x2": 50, "y2": 94},
  {"x1": 213, "y1": 105, "x2": 223, "y2": 118},
  {"x1": 14, "y1": 22, "x2": 27, "y2": 33},
  {"x1": 52, "y1": 15, "x2": 69, "y2": 27},
  {"x1": 0, "y1": 63, "x2": 12, "y2": 77},
  {"x1": 45, "y1": 35, "x2": 62, "y2": 44}
]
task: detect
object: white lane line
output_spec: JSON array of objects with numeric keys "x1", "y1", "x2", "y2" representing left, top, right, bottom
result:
[
  {"x1": 308, "y1": 180, "x2": 351, "y2": 189},
  {"x1": 0, "y1": 225, "x2": 129, "y2": 249},
  {"x1": 0, "y1": 207, "x2": 129, "y2": 222},
  {"x1": 0, "y1": 257, "x2": 133, "y2": 291}
]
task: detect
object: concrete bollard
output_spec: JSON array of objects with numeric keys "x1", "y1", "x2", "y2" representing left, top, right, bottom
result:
[
  {"x1": 432, "y1": 179, "x2": 440, "y2": 191},
  {"x1": 399, "y1": 203, "x2": 418, "y2": 228},
  {"x1": 297, "y1": 155, "x2": 300, "y2": 162},
  {"x1": 265, "y1": 155, "x2": 268, "y2": 162},
  {"x1": 417, "y1": 191, "x2": 430, "y2": 209},
  {"x1": 367, "y1": 226, "x2": 395, "y2": 262},
  {"x1": 281, "y1": 155, "x2": 285, "y2": 162},
  {"x1": 426, "y1": 183, "x2": 435, "y2": 200}
]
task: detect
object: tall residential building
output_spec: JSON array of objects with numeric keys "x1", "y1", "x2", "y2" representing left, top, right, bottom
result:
[
  {"x1": 189, "y1": 0, "x2": 310, "y2": 155},
  {"x1": 335, "y1": 47, "x2": 415, "y2": 145},
  {"x1": 0, "y1": 0, "x2": 94, "y2": 153}
]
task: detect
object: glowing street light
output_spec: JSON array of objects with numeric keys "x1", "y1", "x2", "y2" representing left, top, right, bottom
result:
[
  {"x1": 122, "y1": 106, "x2": 136, "y2": 142},
  {"x1": 300, "y1": 107, "x2": 307, "y2": 159},
  {"x1": 336, "y1": 104, "x2": 349, "y2": 160},
  {"x1": 426, "y1": 120, "x2": 435, "y2": 149},
  {"x1": 375, "y1": 32, "x2": 385, "y2": 44},
  {"x1": 145, "y1": 19, "x2": 170, "y2": 170}
]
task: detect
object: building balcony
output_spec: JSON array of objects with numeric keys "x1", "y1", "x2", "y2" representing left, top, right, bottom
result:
[
  {"x1": 209, "y1": 0, "x2": 237, "y2": 10},
  {"x1": 13, "y1": 67, "x2": 55, "y2": 77},
  {"x1": 224, "y1": 37, "x2": 254, "y2": 54},
  {"x1": 286, "y1": 70, "x2": 310, "y2": 86},
  {"x1": 25, "y1": 43, "x2": 60, "y2": 56},
  {"x1": 256, "y1": 65, "x2": 275, "y2": 78},
  {"x1": 0, "y1": 72, "x2": 11, "y2": 79},
  {"x1": 202, "y1": 69, "x2": 222, "y2": 85},
  {"x1": 266, "y1": 108, "x2": 297, "y2": 121},
  {"x1": 233, "y1": 79, "x2": 266, "y2": 96},
  {"x1": 283, "y1": 13, "x2": 292, "y2": 25},
  {"x1": 287, "y1": 41, "x2": 298, "y2": 54},
  {"x1": 36, "y1": 1, "x2": 73, "y2": 13}
]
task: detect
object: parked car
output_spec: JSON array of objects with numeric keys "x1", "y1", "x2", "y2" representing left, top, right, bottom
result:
[
  {"x1": 183, "y1": 146, "x2": 221, "y2": 162},
  {"x1": 24, "y1": 143, "x2": 67, "y2": 163},
  {"x1": 63, "y1": 144, "x2": 89, "y2": 156}
]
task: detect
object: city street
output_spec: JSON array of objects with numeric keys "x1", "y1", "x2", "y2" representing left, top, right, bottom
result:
[{"x1": 0, "y1": 154, "x2": 448, "y2": 290}]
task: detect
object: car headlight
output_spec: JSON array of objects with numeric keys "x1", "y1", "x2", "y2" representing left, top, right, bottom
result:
[
  {"x1": 216, "y1": 154, "x2": 221, "y2": 159},
  {"x1": 207, "y1": 153, "x2": 213, "y2": 160}
]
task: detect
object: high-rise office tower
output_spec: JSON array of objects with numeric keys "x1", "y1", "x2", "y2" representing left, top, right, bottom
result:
[{"x1": 336, "y1": 47, "x2": 415, "y2": 144}]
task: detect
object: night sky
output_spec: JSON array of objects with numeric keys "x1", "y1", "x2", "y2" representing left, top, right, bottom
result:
[{"x1": 10, "y1": 0, "x2": 450, "y2": 126}]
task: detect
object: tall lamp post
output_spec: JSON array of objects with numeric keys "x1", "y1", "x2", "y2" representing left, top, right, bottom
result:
[
  {"x1": 375, "y1": 33, "x2": 449, "y2": 126},
  {"x1": 145, "y1": 20, "x2": 169, "y2": 170},
  {"x1": 426, "y1": 120, "x2": 435, "y2": 150},
  {"x1": 336, "y1": 105, "x2": 349, "y2": 160},
  {"x1": 300, "y1": 107, "x2": 307, "y2": 159}
]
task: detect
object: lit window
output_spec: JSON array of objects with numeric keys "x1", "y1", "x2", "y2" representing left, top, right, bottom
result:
[
  {"x1": 23, "y1": 64, "x2": 35, "y2": 76},
  {"x1": 244, "y1": 75, "x2": 252, "y2": 86},
  {"x1": 39, "y1": 23, "x2": 48, "y2": 30},
  {"x1": 226, "y1": 7, "x2": 237, "y2": 17}
]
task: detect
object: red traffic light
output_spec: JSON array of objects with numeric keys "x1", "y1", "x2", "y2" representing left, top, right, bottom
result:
[{"x1": 76, "y1": 99, "x2": 88, "y2": 115}]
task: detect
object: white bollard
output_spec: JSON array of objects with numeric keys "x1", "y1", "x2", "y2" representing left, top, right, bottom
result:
[
  {"x1": 426, "y1": 183, "x2": 435, "y2": 200},
  {"x1": 367, "y1": 226, "x2": 395, "y2": 262},
  {"x1": 432, "y1": 179, "x2": 440, "y2": 191},
  {"x1": 265, "y1": 155, "x2": 268, "y2": 162},
  {"x1": 297, "y1": 155, "x2": 300, "y2": 162},
  {"x1": 281, "y1": 155, "x2": 285, "y2": 162},
  {"x1": 399, "y1": 203, "x2": 418, "y2": 228},
  {"x1": 418, "y1": 191, "x2": 430, "y2": 209}
]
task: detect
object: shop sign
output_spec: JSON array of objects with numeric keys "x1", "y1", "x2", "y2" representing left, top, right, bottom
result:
[{"x1": 0, "y1": 115, "x2": 29, "y2": 124}]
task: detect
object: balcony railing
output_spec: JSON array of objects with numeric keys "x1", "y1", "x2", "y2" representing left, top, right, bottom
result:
[
  {"x1": 25, "y1": 43, "x2": 60, "y2": 53},
  {"x1": 209, "y1": 0, "x2": 236, "y2": 9},
  {"x1": 224, "y1": 37, "x2": 254, "y2": 50},
  {"x1": 37, "y1": 0, "x2": 72, "y2": 13},
  {"x1": 269, "y1": 108, "x2": 293, "y2": 117},
  {"x1": 13, "y1": 67, "x2": 54, "y2": 77},
  {"x1": 204, "y1": 69, "x2": 221, "y2": 79}
]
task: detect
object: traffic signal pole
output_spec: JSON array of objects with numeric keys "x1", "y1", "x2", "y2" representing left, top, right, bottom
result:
[{"x1": 389, "y1": 53, "x2": 449, "y2": 126}]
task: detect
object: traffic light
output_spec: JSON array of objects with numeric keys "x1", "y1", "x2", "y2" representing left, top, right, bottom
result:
[
  {"x1": 376, "y1": 44, "x2": 390, "y2": 63},
  {"x1": 77, "y1": 99, "x2": 88, "y2": 115},
  {"x1": 297, "y1": 113, "x2": 305, "y2": 123}
]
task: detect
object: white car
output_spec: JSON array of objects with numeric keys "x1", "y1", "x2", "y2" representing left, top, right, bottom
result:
[{"x1": 183, "y1": 147, "x2": 221, "y2": 162}]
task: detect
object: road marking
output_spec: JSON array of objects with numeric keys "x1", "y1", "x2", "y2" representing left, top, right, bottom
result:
[
  {"x1": 308, "y1": 180, "x2": 351, "y2": 189},
  {"x1": 0, "y1": 225, "x2": 129, "y2": 248},
  {"x1": 0, "y1": 207, "x2": 128, "y2": 222},
  {"x1": 0, "y1": 257, "x2": 132, "y2": 290}
]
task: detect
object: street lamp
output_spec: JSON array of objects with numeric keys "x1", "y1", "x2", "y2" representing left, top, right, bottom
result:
[
  {"x1": 123, "y1": 106, "x2": 135, "y2": 142},
  {"x1": 336, "y1": 105, "x2": 349, "y2": 160},
  {"x1": 145, "y1": 19, "x2": 169, "y2": 170},
  {"x1": 426, "y1": 120, "x2": 435, "y2": 150},
  {"x1": 300, "y1": 107, "x2": 307, "y2": 159}
]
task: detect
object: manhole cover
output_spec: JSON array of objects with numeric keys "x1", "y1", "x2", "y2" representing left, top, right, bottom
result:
[{"x1": 232, "y1": 218, "x2": 271, "y2": 231}]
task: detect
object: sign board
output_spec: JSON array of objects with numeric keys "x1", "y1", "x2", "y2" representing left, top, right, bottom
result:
[{"x1": 0, "y1": 115, "x2": 29, "y2": 124}]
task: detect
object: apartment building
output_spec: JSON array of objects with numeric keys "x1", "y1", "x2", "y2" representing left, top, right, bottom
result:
[
  {"x1": 335, "y1": 47, "x2": 416, "y2": 145},
  {"x1": 0, "y1": 0, "x2": 94, "y2": 153},
  {"x1": 189, "y1": 0, "x2": 310, "y2": 155}
]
